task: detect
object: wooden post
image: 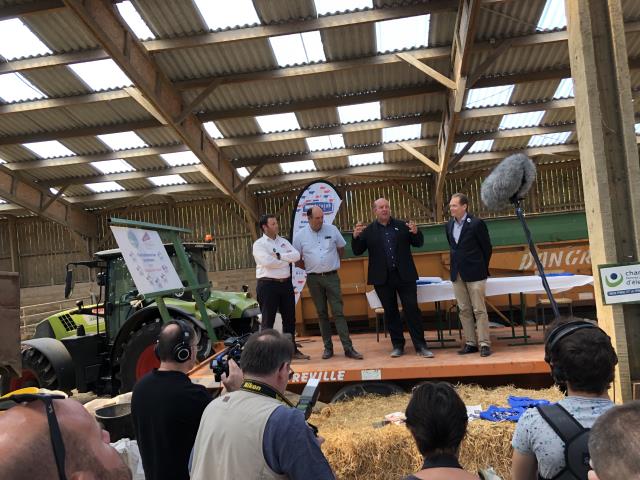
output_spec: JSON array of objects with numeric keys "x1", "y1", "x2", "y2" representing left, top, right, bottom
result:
[
  {"x1": 7, "y1": 215, "x2": 19, "y2": 272},
  {"x1": 566, "y1": 0, "x2": 640, "y2": 402}
]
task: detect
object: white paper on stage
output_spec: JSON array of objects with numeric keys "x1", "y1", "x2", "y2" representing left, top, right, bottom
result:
[
  {"x1": 110, "y1": 226, "x2": 183, "y2": 295},
  {"x1": 365, "y1": 275, "x2": 594, "y2": 309}
]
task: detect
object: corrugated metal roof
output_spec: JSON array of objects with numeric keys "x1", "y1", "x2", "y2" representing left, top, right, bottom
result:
[{"x1": 0, "y1": 0, "x2": 637, "y2": 209}]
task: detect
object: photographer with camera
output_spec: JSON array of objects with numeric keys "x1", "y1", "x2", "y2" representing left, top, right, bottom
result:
[
  {"x1": 131, "y1": 320, "x2": 242, "y2": 480},
  {"x1": 191, "y1": 329, "x2": 335, "y2": 480}
]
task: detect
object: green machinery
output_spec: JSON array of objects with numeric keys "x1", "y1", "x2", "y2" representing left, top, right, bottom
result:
[{"x1": 0, "y1": 219, "x2": 259, "y2": 396}]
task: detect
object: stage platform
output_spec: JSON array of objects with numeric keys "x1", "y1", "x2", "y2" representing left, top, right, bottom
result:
[{"x1": 189, "y1": 326, "x2": 551, "y2": 399}]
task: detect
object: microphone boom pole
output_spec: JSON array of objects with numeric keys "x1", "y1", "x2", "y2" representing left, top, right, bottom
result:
[{"x1": 511, "y1": 196, "x2": 560, "y2": 319}]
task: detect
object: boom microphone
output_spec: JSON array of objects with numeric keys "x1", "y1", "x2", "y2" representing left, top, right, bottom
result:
[
  {"x1": 481, "y1": 153, "x2": 560, "y2": 320},
  {"x1": 481, "y1": 153, "x2": 536, "y2": 211}
]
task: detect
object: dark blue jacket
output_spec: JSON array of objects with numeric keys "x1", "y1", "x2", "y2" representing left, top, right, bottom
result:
[
  {"x1": 352, "y1": 217, "x2": 423, "y2": 285},
  {"x1": 445, "y1": 214, "x2": 492, "y2": 282}
]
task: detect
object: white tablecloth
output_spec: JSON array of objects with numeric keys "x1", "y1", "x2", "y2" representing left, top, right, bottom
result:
[{"x1": 365, "y1": 275, "x2": 594, "y2": 309}]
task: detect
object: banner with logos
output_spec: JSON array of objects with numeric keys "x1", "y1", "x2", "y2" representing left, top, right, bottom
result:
[
  {"x1": 110, "y1": 226, "x2": 183, "y2": 295},
  {"x1": 289, "y1": 181, "x2": 342, "y2": 303}
]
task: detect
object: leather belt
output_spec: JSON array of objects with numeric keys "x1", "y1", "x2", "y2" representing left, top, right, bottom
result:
[
  {"x1": 307, "y1": 270, "x2": 338, "y2": 276},
  {"x1": 258, "y1": 277, "x2": 291, "y2": 283}
]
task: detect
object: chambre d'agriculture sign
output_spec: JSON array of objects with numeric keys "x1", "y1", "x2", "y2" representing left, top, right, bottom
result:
[{"x1": 598, "y1": 263, "x2": 640, "y2": 305}]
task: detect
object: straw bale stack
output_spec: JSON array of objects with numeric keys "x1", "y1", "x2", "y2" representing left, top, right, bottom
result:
[{"x1": 311, "y1": 384, "x2": 564, "y2": 480}]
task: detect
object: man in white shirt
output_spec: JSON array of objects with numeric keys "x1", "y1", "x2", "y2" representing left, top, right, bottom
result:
[
  {"x1": 293, "y1": 206, "x2": 363, "y2": 360},
  {"x1": 253, "y1": 214, "x2": 310, "y2": 360}
]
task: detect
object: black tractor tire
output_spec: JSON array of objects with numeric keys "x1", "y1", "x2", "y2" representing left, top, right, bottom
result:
[
  {"x1": 330, "y1": 381, "x2": 405, "y2": 403},
  {"x1": 0, "y1": 347, "x2": 58, "y2": 395},
  {"x1": 118, "y1": 320, "x2": 163, "y2": 394}
]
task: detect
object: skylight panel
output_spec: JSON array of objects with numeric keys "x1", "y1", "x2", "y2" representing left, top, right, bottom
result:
[
  {"x1": 375, "y1": 15, "x2": 430, "y2": 53},
  {"x1": 97, "y1": 132, "x2": 147, "y2": 151},
  {"x1": 499, "y1": 111, "x2": 545, "y2": 130},
  {"x1": 161, "y1": 151, "x2": 200, "y2": 167},
  {"x1": 537, "y1": 0, "x2": 566, "y2": 31},
  {"x1": 0, "y1": 198, "x2": 6, "y2": 204},
  {"x1": 70, "y1": 59, "x2": 132, "y2": 91},
  {"x1": 314, "y1": 0, "x2": 372, "y2": 15},
  {"x1": 23, "y1": 141, "x2": 75, "y2": 158},
  {"x1": 204, "y1": 122, "x2": 224, "y2": 139},
  {"x1": 635, "y1": 123, "x2": 640, "y2": 135},
  {"x1": 194, "y1": 0, "x2": 260, "y2": 30},
  {"x1": 528, "y1": 131, "x2": 572, "y2": 147},
  {"x1": 382, "y1": 124, "x2": 422, "y2": 143},
  {"x1": 338, "y1": 102, "x2": 381, "y2": 124},
  {"x1": 306, "y1": 134, "x2": 345, "y2": 152},
  {"x1": 0, "y1": 156, "x2": 5, "y2": 164},
  {"x1": 237, "y1": 167, "x2": 250, "y2": 178},
  {"x1": 280, "y1": 160, "x2": 316, "y2": 173},
  {"x1": 0, "y1": 19, "x2": 52, "y2": 60},
  {"x1": 269, "y1": 31, "x2": 326, "y2": 67},
  {"x1": 456, "y1": 140, "x2": 494, "y2": 154},
  {"x1": 256, "y1": 113, "x2": 300, "y2": 133},
  {"x1": 348, "y1": 152, "x2": 384, "y2": 166},
  {"x1": 0, "y1": 73, "x2": 46, "y2": 102},
  {"x1": 553, "y1": 78, "x2": 574, "y2": 99},
  {"x1": 468, "y1": 140, "x2": 494, "y2": 153},
  {"x1": 149, "y1": 175, "x2": 187, "y2": 186},
  {"x1": 116, "y1": 1, "x2": 155, "y2": 40},
  {"x1": 91, "y1": 159, "x2": 135, "y2": 174},
  {"x1": 49, "y1": 188, "x2": 60, "y2": 195},
  {"x1": 465, "y1": 85, "x2": 515, "y2": 109},
  {"x1": 86, "y1": 182, "x2": 125, "y2": 193}
]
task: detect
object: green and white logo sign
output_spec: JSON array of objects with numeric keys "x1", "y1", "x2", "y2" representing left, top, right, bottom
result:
[{"x1": 599, "y1": 263, "x2": 640, "y2": 305}]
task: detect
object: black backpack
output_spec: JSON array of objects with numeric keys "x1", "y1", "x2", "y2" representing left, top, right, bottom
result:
[{"x1": 536, "y1": 404, "x2": 591, "y2": 480}]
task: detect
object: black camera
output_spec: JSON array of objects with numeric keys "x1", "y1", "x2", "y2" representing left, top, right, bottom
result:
[{"x1": 210, "y1": 334, "x2": 250, "y2": 382}]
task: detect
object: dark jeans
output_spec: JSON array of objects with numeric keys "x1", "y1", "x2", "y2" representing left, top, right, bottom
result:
[
  {"x1": 256, "y1": 278, "x2": 296, "y2": 338},
  {"x1": 374, "y1": 270, "x2": 426, "y2": 350},
  {"x1": 305, "y1": 272, "x2": 353, "y2": 351}
]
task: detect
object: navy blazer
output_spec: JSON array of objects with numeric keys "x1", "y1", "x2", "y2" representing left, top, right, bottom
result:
[
  {"x1": 352, "y1": 217, "x2": 423, "y2": 286},
  {"x1": 445, "y1": 214, "x2": 492, "y2": 282}
]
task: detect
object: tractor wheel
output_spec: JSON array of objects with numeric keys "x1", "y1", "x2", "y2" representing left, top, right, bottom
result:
[
  {"x1": 118, "y1": 321, "x2": 163, "y2": 393},
  {"x1": 0, "y1": 346, "x2": 58, "y2": 395}
]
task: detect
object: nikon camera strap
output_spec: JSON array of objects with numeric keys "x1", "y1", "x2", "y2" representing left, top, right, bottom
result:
[{"x1": 240, "y1": 380, "x2": 295, "y2": 407}]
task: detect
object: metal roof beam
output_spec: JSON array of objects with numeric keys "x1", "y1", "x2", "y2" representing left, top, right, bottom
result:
[
  {"x1": 61, "y1": 0, "x2": 257, "y2": 220},
  {"x1": 0, "y1": 165, "x2": 97, "y2": 237}
]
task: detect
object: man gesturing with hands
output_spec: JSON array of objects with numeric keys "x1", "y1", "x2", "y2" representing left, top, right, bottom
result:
[{"x1": 351, "y1": 198, "x2": 433, "y2": 358}]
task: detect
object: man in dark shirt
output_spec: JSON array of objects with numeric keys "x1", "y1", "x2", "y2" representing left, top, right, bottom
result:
[
  {"x1": 352, "y1": 197, "x2": 433, "y2": 358},
  {"x1": 131, "y1": 319, "x2": 242, "y2": 480}
]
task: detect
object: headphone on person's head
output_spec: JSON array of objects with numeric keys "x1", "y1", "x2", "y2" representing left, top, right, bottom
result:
[
  {"x1": 544, "y1": 320, "x2": 600, "y2": 387},
  {"x1": 154, "y1": 319, "x2": 193, "y2": 363}
]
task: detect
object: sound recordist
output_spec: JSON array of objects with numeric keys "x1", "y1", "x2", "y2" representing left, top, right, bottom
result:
[{"x1": 131, "y1": 320, "x2": 243, "y2": 480}]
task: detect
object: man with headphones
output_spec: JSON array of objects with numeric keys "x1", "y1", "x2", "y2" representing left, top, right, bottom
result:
[
  {"x1": 511, "y1": 317, "x2": 618, "y2": 480},
  {"x1": 131, "y1": 319, "x2": 243, "y2": 480}
]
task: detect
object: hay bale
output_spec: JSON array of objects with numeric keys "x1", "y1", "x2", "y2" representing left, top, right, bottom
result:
[{"x1": 311, "y1": 384, "x2": 564, "y2": 480}]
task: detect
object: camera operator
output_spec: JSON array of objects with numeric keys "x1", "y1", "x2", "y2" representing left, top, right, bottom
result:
[
  {"x1": 131, "y1": 320, "x2": 242, "y2": 480},
  {"x1": 190, "y1": 329, "x2": 335, "y2": 480}
]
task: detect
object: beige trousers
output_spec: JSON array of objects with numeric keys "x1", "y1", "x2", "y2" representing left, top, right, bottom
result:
[{"x1": 452, "y1": 277, "x2": 490, "y2": 347}]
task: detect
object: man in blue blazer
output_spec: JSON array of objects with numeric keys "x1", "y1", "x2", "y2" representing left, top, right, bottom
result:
[
  {"x1": 352, "y1": 198, "x2": 433, "y2": 358},
  {"x1": 446, "y1": 193, "x2": 493, "y2": 357}
]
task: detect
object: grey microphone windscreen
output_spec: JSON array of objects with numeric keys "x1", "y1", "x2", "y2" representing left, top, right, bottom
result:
[{"x1": 481, "y1": 153, "x2": 536, "y2": 211}]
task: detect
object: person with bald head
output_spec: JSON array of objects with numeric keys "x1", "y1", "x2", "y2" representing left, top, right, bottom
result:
[
  {"x1": 352, "y1": 198, "x2": 433, "y2": 358},
  {"x1": 293, "y1": 205, "x2": 362, "y2": 360},
  {"x1": 0, "y1": 396, "x2": 132, "y2": 480}
]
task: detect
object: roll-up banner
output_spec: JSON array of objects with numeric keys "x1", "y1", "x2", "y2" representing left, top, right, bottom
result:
[{"x1": 290, "y1": 181, "x2": 342, "y2": 303}]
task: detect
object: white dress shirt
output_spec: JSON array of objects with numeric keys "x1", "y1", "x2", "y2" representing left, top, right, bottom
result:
[
  {"x1": 252, "y1": 234, "x2": 300, "y2": 279},
  {"x1": 453, "y1": 213, "x2": 468, "y2": 243},
  {"x1": 292, "y1": 224, "x2": 346, "y2": 273}
]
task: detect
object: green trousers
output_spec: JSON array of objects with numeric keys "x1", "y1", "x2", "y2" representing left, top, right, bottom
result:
[{"x1": 305, "y1": 272, "x2": 353, "y2": 351}]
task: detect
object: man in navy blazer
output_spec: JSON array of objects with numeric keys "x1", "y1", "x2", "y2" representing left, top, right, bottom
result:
[
  {"x1": 352, "y1": 198, "x2": 433, "y2": 358},
  {"x1": 446, "y1": 193, "x2": 493, "y2": 357}
]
